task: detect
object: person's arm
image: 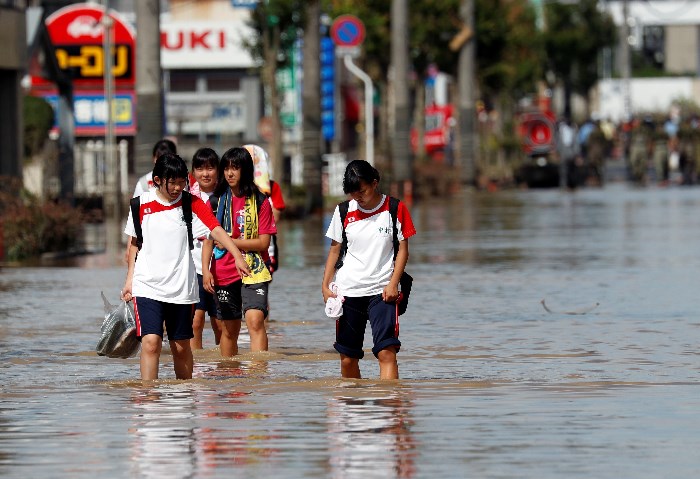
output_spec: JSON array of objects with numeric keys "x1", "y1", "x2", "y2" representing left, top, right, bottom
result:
[
  {"x1": 232, "y1": 234, "x2": 270, "y2": 253},
  {"x1": 382, "y1": 239, "x2": 409, "y2": 303},
  {"x1": 121, "y1": 237, "x2": 139, "y2": 301},
  {"x1": 210, "y1": 226, "x2": 251, "y2": 278},
  {"x1": 123, "y1": 239, "x2": 133, "y2": 265},
  {"x1": 202, "y1": 238, "x2": 215, "y2": 293},
  {"x1": 322, "y1": 240, "x2": 342, "y2": 303}
]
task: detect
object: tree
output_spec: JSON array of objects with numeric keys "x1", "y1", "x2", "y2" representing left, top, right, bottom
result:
[
  {"x1": 246, "y1": 0, "x2": 305, "y2": 187},
  {"x1": 543, "y1": 0, "x2": 616, "y2": 118},
  {"x1": 407, "y1": 0, "x2": 462, "y2": 160},
  {"x1": 475, "y1": 0, "x2": 543, "y2": 111},
  {"x1": 302, "y1": 0, "x2": 323, "y2": 213},
  {"x1": 23, "y1": 95, "x2": 54, "y2": 160}
]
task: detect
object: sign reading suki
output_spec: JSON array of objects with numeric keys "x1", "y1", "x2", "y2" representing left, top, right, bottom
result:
[{"x1": 45, "y1": 4, "x2": 136, "y2": 86}]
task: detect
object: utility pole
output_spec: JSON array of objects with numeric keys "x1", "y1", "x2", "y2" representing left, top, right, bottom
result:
[
  {"x1": 457, "y1": 0, "x2": 476, "y2": 185},
  {"x1": 302, "y1": 0, "x2": 323, "y2": 214},
  {"x1": 621, "y1": 0, "x2": 631, "y2": 121},
  {"x1": 135, "y1": 0, "x2": 164, "y2": 177},
  {"x1": 391, "y1": 0, "x2": 412, "y2": 192},
  {"x1": 102, "y1": 5, "x2": 121, "y2": 257}
]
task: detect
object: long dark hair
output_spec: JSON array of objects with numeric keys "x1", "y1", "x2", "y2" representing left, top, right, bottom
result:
[
  {"x1": 343, "y1": 159, "x2": 380, "y2": 194},
  {"x1": 152, "y1": 153, "x2": 189, "y2": 189},
  {"x1": 215, "y1": 147, "x2": 259, "y2": 198}
]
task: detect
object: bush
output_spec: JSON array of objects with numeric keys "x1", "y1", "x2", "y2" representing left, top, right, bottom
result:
[{"x1": 0, "y1": 176, "x2": 84, "y2": 261}]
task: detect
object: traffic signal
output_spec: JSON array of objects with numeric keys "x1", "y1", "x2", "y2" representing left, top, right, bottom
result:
[{"x1": 320, "y1": 36, "x2": 335, "y2": 140}]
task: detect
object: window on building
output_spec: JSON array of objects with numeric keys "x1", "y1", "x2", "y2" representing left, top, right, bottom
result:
[
  {"x1": 204, "y1": 70, "x2": 241, "y2": 92},
  {"x1": 169, "y1": 71, "x2": 198, "y2": 92}
]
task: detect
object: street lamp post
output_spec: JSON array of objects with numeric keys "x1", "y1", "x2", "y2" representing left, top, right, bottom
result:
[{"x1": 102, "y1": 9, "x2": 121, "y2": 257}]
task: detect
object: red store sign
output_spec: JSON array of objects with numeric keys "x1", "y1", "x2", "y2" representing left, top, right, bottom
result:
[{"x1": 43, "y1": 3, "x2": 136, "y2": 87}]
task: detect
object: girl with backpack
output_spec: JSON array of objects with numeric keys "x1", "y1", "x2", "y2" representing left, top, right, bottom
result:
[
  {"x1": 202, "y1": 147, "x2": 277, "y2": 357},
  {"x1": 121, "y1": 153, "x2": 250, "y2": 380},
  {"x1": 322, "y1": 160, "x2": 416, "y2": 380}
]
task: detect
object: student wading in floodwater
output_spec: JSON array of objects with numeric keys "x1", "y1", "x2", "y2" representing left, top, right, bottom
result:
[
  {"x1": 202, "y1": 147, "x2": 277, "y2": 357},
  {"x1": 322, "y1": 160, "x2": 416, "y2": 380},
  {"x1": 121, "y1": 153, "x2": 250, "y2": 380}
]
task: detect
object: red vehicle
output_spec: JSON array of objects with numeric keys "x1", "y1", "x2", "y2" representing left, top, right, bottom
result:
[
  {"x1": 410, "y1": 104, "x2": 454, "y2": 162},
  {"x1": 516, "y1": 109, "x2": 560, "y2": 188}
]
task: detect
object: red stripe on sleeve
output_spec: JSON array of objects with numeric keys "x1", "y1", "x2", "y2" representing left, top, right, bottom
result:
[{"x1": 192, "y1": 195, "x2": 219, "y2": 230}]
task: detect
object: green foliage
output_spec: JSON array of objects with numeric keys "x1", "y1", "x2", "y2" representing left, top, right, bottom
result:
[
  {"x1": 23, "y1": 95, "x2": 54, "y2": 159},
  {"x1": 543, "y1": 0, "x2": 616, "y2": 95},
  {"x1": 245, "y1": 0, "x2": 306, "y2": 68},
  {"x1": 475, "y1": 0, "x2": 543, "y2": 100},
  {"x1": 407, "y1": 0, "x2": 461, "y2": 76},
  {"x1": 0, "y1": 176, "x2": 84, "y2": 261}
]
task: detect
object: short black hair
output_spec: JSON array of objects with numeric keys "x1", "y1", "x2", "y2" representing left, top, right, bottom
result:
[
  {"x1": 152, "y1": 139, "x2": 177, "y2": 159},
  {"x1": 152, "y1": 153, "x2": 188, "y2": 187},
  {"x1": 191, "y1": 147, "x2": 219, "y2": 171},
  {"x1": 343, "y1": 160, "x2": 380, "y2": 194}
]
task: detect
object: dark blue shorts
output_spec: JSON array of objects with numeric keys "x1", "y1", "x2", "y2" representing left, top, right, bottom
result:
[
  {"x1": 334, "y1": 294, "x2": 401, "y2": 359},
  {"x1": 133, "y1": 296, "x2": 195, "y2": 341},
  {"x1": 195, "y1": 274, "x2": 219, "y2": 318}
]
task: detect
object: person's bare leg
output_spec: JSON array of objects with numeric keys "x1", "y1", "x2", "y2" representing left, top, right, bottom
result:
[
  {"x1": 219, "y1": 320, "x2": 241, "y2": 357},
  {"x1": 170, "y1": 339, "x2": 194, "y2": 379},
  {"x1": 377, "y1": 347, "x2": 398, "y2": 380},
  {"x1": 140, "y1": 334, "x2": 162, "y2": 380},
  {"x1": 210, "y1": 316, "x2": 222, "y2": 345},
  {"x1": 191, "y1": 309, "x2": 205, "y2": 350},
  {"x1": 246, "y1": 310, "x2": 268, "y2": 352},
  {"x1": 340, "y1": 354, "x2": 361, "y2": 379}
]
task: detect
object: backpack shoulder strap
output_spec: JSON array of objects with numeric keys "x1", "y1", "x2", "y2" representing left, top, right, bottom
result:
[
  {"x1": 209, "y1": 194, "x2": 219, "y2": 216},
  {"x1": 130, "y1": 196, "x2": 143, "y2": 251},
  {"x1": 335, "y1": 200, "x2": 350, "y2": 269},
  {"x1": 255, "y1": 189, "x2": 269, "y2": 213},
  {"x1": 389, "y1": 196, "x2": 400, "y2": 262},
  {"x1": 182, "y1": 191, "x2": 194, "y2": 251}
]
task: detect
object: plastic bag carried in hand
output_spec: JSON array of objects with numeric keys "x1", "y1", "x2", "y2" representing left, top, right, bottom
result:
[{"x1": 96, "y1": 292, "x2": 140, "y2": 359}]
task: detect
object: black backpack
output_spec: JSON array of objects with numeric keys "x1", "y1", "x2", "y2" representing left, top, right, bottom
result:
[
  {"x1": 130, "y1": 191, "x2": 194, "y2": 251},
  {"x1": 335, "y1": 196, "x2": 413, "y2": 315}
]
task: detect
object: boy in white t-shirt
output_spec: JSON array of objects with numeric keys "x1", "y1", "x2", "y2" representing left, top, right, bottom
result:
[
  {"x1": 121, "y1": 153, "x2": 249, "y2": 380},
  {"x1": 322, "y1": 160, "x2": 416, "y2": 380}
]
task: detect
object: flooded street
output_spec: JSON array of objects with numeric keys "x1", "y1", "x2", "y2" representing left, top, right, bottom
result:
[{"x1": 2, "y1": 184, "x2": 700, "y2": 478}]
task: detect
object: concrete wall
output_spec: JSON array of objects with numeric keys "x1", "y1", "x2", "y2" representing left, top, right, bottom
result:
[
  {"x1": 665, "y1": 25, "x2": 699, "y2": 75},
  {"x1": 596, "y1": 77, "x2": 698, "y2": 122}
]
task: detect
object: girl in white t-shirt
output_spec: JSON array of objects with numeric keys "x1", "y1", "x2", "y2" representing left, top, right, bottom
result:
[
  {"x1": 189, "y1": 147, "x2": 222, "y2": 350},
  {"x1": 322, "y1": 160, "x2": 416, "y2": 380},
  {"x1": 121, "y1": 153, "x2": 250, "y2": 380}
]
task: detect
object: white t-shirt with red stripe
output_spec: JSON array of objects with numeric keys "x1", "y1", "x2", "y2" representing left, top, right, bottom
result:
[
  {"x1": 124, "y1": 190, "x2": 220, "y2": 304},
  {"x1": 190, "y1": 190, "x2": 213, "y2": 276},
  {"x1": 326, "y1": 195, "x2": 416, "y2": 297}
]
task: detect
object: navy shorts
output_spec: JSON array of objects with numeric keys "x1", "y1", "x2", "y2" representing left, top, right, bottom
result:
[
  {"x1": 133, "y1": 296, "x2": 195, "y2": 341},
  {"x1": 195, "y1": 274, "x2": 218, "y2": 318},
  {"x1": 334, "y1": 294, "x2": 401, "y2": 359},
  {"x1": 215, "y1": 280, "x2": 269, "y2": 320}
]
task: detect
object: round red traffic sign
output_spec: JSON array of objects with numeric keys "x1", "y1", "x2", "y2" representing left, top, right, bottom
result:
[{"x1": 330, "y1": 15, "x2": 365, "y2": 47}]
